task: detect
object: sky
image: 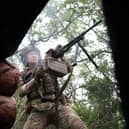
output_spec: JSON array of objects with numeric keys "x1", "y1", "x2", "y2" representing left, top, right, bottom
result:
[{"x1": 18, "y1": 26, "x2": 101, "y2": 60}]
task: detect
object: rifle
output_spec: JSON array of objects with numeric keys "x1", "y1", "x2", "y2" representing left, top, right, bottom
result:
[{"x1": 53, "y1": 20, "x2": 102, "y2": 68}]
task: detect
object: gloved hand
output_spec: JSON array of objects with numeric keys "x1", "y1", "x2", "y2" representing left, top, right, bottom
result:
[
  {"x1": 18, "y1": 78, "x2": 37, "y2": 97},
  {"x1": 34, "y1": 66, "x2": 45, "y2": 80}
]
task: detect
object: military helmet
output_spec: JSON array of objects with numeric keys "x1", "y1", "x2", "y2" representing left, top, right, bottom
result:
[{"x1": 20, "y1": 46, "x2": 42, "y2": 66}]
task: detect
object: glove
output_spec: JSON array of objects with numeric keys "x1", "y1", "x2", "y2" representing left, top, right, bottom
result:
[{"x1": 34, "y1": 66, "x2": 45, "y2": 80}]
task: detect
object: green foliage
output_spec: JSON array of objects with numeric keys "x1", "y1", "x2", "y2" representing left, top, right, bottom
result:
[
  {"x1": 12, "y1": 91, "x2": 27, "y2": 129},
  {"x1": 11, "y1": 0, "x2": 124, "y2": 129}
]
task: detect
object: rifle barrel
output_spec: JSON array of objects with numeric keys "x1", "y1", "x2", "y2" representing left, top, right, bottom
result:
[{"x1": 62, "y1": 20, "x2": 102, "y2": 54}]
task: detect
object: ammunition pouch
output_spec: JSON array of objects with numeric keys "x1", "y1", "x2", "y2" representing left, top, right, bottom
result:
[
  {"x1": 41, "y1": 94, "x2": 68, "y2": 105},
  {"x1": 45, "y1": 57, "x2": 68, "y2": 77}
]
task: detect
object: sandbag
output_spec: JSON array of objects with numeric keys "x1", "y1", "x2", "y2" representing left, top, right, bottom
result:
[
  {"x1": 0, "y1": 61, "x2": 20, "y2": 96},
  {"x1": 0, "y1": 96, "x2": 17, "y2": 129}
]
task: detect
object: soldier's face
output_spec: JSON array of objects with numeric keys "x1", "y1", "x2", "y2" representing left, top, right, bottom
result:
[{"x1": 26, "y1": 51, "x2": 40, "y2": 65}]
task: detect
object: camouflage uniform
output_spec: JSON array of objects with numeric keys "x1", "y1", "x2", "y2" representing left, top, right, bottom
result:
[{"x1": 18, "y1": 49, "x2": 88, "y2": 129}]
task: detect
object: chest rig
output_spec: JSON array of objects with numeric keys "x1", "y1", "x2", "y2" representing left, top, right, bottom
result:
[
  {"x1": 22, "y1": 67, "x2": 58, "y2": 101},
  {"x1": 22, "y1": 56, "x2": 69, "y2": 101},
  {"x1": 37, "y1": 56, "x2": 69, "y2": 97},
  {"x1": 36, "y1": 71, "x2": 58, "y2": 100}
]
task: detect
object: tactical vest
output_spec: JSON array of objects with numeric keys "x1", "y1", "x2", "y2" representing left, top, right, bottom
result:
[{"x1": 22, "y1": 67, "x2": 58, "y2": 101}]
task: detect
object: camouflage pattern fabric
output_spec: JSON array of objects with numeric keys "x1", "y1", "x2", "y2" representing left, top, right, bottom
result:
[
  {"x1": 23, "y1": 104, "x2": 88, "y2": 129},
  {"x1": 19, "y1": 57, "x2": 88, "y2": 129}
]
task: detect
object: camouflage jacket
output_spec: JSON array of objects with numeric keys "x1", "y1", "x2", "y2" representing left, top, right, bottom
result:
[{"x1": 18, "y1": 65, "x2": 68, "y2": 112}]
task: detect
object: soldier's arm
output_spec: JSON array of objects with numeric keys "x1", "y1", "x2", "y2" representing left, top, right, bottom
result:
[{"x1": 18, "y1": 67, "x2": 45, "y2": 97}]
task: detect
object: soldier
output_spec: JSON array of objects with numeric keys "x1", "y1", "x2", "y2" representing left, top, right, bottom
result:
[
  {"x1": 18, "y1": 46, "x2": 88, "y2": 129},
  {"x1": 0, "y1": 60, "x2": 20, "y2": 129}
]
